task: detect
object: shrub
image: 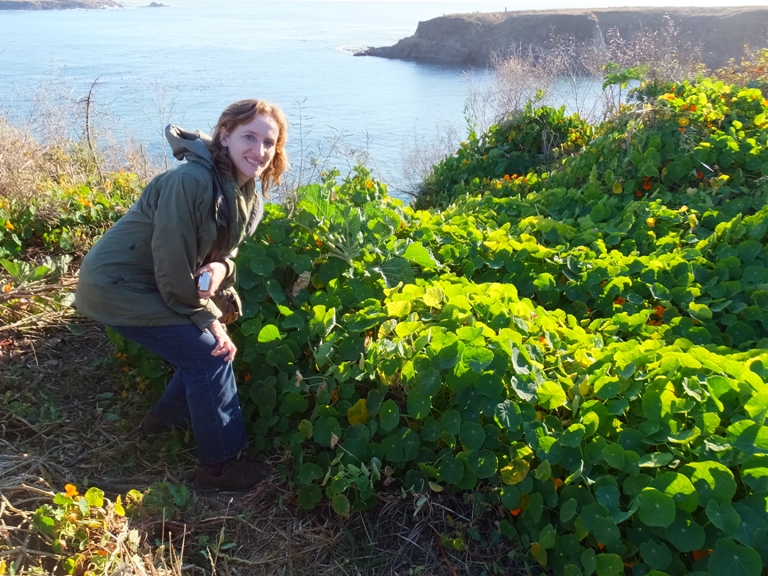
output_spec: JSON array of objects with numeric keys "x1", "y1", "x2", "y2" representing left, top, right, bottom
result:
[{"x1": 113, "y1": 75, "x2": 768, "y2": 576}]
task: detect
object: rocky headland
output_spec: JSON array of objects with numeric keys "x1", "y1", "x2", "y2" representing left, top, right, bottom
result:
[
  {"x1": 358, "y1": 6, "x2": 768, "y2": 69},
  {"x1": 0, "y1": 0, "x2": 118, "y2": 8}
]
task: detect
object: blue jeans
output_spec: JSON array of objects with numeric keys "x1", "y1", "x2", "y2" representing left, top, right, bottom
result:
[{"x1": 109, "y1": 324, "x2": 246, "y2": 465}]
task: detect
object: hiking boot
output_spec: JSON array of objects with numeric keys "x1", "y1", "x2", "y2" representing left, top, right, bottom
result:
[
  {"x1": 140, "y1": 410, "x2": 171, "y2": 436},
  {"x1": 194, "y1": 460, "x2": 273, "y2": 493}
]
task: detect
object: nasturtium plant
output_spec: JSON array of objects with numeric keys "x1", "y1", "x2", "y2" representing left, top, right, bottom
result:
[{"x1": 115, "y1": 78, "x2": 768, "y2": 574}]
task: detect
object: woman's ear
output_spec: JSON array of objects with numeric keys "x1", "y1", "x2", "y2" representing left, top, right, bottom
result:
[{"x1": 220, "y1": 130, "x2": 230, "y2": 147}]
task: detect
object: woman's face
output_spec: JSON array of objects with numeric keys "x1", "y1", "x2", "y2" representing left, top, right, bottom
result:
[{"x1": 221, "y1": 113, "x2": 280, "y2": 186}]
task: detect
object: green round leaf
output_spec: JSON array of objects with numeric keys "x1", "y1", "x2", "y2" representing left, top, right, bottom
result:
[
  {"x1": 331, "y1": 494, "x2": 351, "y2": 517},
  {"x1": 313, "y1": 416, "x2": 340, "y2": 448},
  {"x1": 297, "y1": 463, "x2": 323, "y2": 485},
  {"x1": 562, "y1": 424, "x2": 586, "y2": 448},
  {"x1": 706, "y1": 501, "x2": 741, "y2": 536},
  {"x1": 382, "y1": 434, "x2": 403, "y2": 463},
  {"x1": 742, "y1": 454, "x2": 768, "y2": 490},
  {"x1": 640, "y1": 540, "x2": 672, "y2": 570},
  {"x1": 494, "y1": 400, "x2": 522, "y2": 431},
  {"x1": 726, "y1": 420, "x2": 768, "y2": 455},
  {"x1": 595, "y1": 553, "x2": 624, "y2": 576},
  {"x1": 257, "y1": 324, "x2": 281, "y2": 343},
  {"x1": 708, "y1": 538, "x2": 762, "y2": 576},
  {"x1": 650, "y1": 472, "x2": 699, "y2": 512},
  {"x1": 539, "y1": 524, "x2": 557, "y2": 549},
  {"x1": 463, "y1": 346, "x2": 495, "y2": 373},
  {"x1": 682, "y1": 461, "x2": 737, "y2": 506},
  {"x1": 407, "y1": 391, "x2": 432, "y2": 419},
  {"x1": 603, "y1": 443, "x2": 625, "y2": 469},
  {"x1": 636, "y1": 488, "x2": 676, "y2": 528},
  {"x1": 538, "y1": 380, "x2": 567, "y2": 410},
  {"x1": 441, "y1": 410, "x2": 461, "y2": 435},
  {"x1": 439, "y1": 457, "x2": 464, "y2": 486},
  {"x1": 459, "y1": 421, "x2": 486, "y2": 451},
  {"x1": 665, "y1": 510, "x2": 706, "y2": 553},
  {"x1": 297, "y1": 484, "x2": 322, "y2": 510},
  {"x1": 281, "y1": 392, "x2": 308, "y2": 415},
  {"x1": 401, "y1": 428, "x2": 421, "y2": 462},
  {"x1": 379, "y1": 399, "x2": 400, "y2": 431},
  {"x1": 250, "y1": 256, "x2": 275, "y2": 275},
  {"x1": 466, "y1": 449, "x2": 498, "y2": 479},
  {"x1": 593, "y1": 517, "x2": 620, "y2": 546},
  {"x1": 560, "y1": 498, "x2": 578, "y2": 523}
]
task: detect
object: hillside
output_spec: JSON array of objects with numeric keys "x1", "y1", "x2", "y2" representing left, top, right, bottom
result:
[{"x1": 359, "y1": 6, "x2": 768, "y2": 69}]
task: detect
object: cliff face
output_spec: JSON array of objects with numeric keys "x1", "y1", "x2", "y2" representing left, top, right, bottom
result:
[
  {"x1": 360, "y1": 7, "x2": 768, "y2": 69},
  {"x1": 0, "y1": 0, "x2": 118, "y2": 9}
]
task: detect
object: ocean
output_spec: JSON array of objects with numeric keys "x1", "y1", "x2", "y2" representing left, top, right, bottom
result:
[
  {"x1": 0, "y1": 0, "x2": 513, "y2": 194},
  {"x1": 0, "y1": 0, "x2": 756, "y2": 195}
]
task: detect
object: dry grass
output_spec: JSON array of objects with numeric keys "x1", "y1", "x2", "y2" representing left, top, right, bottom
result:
[{"x1": 1, "y1": 313, "x2": 528, "y2": 576}]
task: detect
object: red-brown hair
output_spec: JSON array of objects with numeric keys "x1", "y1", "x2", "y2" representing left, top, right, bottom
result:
[{"x1": 210, "y1": 99, "x2": 288, "y2": 195}]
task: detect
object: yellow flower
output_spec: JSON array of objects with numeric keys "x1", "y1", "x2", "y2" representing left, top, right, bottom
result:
[
  {"x1": 64, "y1": 483, "x2": 78, "y2": 498},
  {"x1": 4, "y1": 221, "x2": 13, "y2": 231}
]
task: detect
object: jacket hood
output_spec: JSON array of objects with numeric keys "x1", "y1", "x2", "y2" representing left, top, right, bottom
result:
[{"x1": 165, "y1": 124, "x2": 215, "y2": 169}]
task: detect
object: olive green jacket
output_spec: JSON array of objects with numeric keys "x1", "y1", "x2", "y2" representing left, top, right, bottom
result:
[{"x1": 75, "y1": 126, "x2": 262, "y2": 330}]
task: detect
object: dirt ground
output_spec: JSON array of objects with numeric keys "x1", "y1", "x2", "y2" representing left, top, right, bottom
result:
[{"x1": 0, "y1": 313, "x2": 527, "y2": 576}]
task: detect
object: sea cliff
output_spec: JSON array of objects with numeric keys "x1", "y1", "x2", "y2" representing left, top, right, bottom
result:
[{"x1": 359, "y1": 6, "x2": 768, "y2": 69}]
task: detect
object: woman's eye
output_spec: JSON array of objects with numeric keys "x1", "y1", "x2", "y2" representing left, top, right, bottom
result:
[
  {"x1": 244, "y1": 134, "x2": 255, "y2": 141},
  {"x1": 265, "y1": 140, "x2": 275, "y2": 148}
]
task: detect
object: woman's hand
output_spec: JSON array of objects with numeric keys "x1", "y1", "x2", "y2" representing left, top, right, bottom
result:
[
  {"x1": 195, "y1": 261, "x2": 228, "y2": 299},
  {"x1": 208, "y1": 319, "x2": 237, "y2": 362}
]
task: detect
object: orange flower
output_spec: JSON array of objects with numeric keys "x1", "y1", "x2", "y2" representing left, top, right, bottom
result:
[
  {"x1": 681, "y1": 104, "x2": 688, "y2": 111},
  {"x1": 64, "y1": 483, "x2": 78, "y2": 498},
  {"x1": 692, "y1": 549, "x2": 712, "y2": 561},
  {"x1": 365, "y1": 180, "x2": 374, "y2": 190},
  {"x1": 635, "y1": 191, "x2": 644, "y2": 198},
  {"x1": 2, "y1": 284, "x2": 10, "y2": 293},
  {"x1": 315, "y1": 238, "x2": 323, "y2": 248},
  {"x1": 552, "y1": 478, "x2": 563, "y2": 489},
  {"x1": 539, "y1": 335, "x2": 547, "y2": 344},
  {"x1": 697, "y1": 171, "x2": 703, "y2": 179},
  {"x1": 510, "y1": 508, "x2": 521, "y2": 516},
  {"x1": 244, "y1": 373, "x2": 252, "y2": 382},
  {"x1": 614, "y1": 296, "x2": 627, "y2": 305},
  {"x1": 597, "y1": 543, "x2": 605, "y2": 550},
  {"x1": 653, "y1": 305, "x2": 665, "y2": 316},
  {"x1": 4, "y1": 221, "x2": 13, "y2": 230},
  {"x1": 643, "y1": 181, "x2": 652, "y2": 190},
  {"x1": 679, "y1": 127, "x2": 686, "y2": 133},
  {"x1": 689, "y1": 105, "x2": 697, "y2": 112}
]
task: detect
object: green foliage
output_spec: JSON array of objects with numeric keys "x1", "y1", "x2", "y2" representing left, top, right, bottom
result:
[
  {"x1": 415, "y1": 103, "x2": 592, "y2": 210},
  {"x1": 116, "y1": 76, "x2": 768, "y2": 574},
  {"x1": 32, "y1": 483, "x2": 137, "y2": 575},
  {"x1": 0, "y1": 171, "x2": 140, "y2": 260}
]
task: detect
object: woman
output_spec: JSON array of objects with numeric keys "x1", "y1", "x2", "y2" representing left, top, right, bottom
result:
[{"x1": 76, "y1": 100, "x2": 288, "y2": 492}]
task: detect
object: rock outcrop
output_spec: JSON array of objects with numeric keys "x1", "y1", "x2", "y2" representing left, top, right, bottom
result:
[{"x1": 358, "y1": 7, "x2": 768, "y2": 70}]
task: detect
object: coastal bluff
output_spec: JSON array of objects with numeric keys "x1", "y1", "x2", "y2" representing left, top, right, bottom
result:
[
  {"x1": 359, "y1": 6, "x2": 768, "y2": 69},
  {"x1": 0, "y1": 0, "x2": 118, "y2": 8}
]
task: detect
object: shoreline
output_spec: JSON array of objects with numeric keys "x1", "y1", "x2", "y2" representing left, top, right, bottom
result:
[{"x1": 358, "y1": 6, "x2": 768, "y2": 69}]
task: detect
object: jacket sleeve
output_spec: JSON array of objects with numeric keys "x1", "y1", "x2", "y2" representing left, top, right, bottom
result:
[{"x1": 150, "y1": 170, "x2": 221, "y2": 330}]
